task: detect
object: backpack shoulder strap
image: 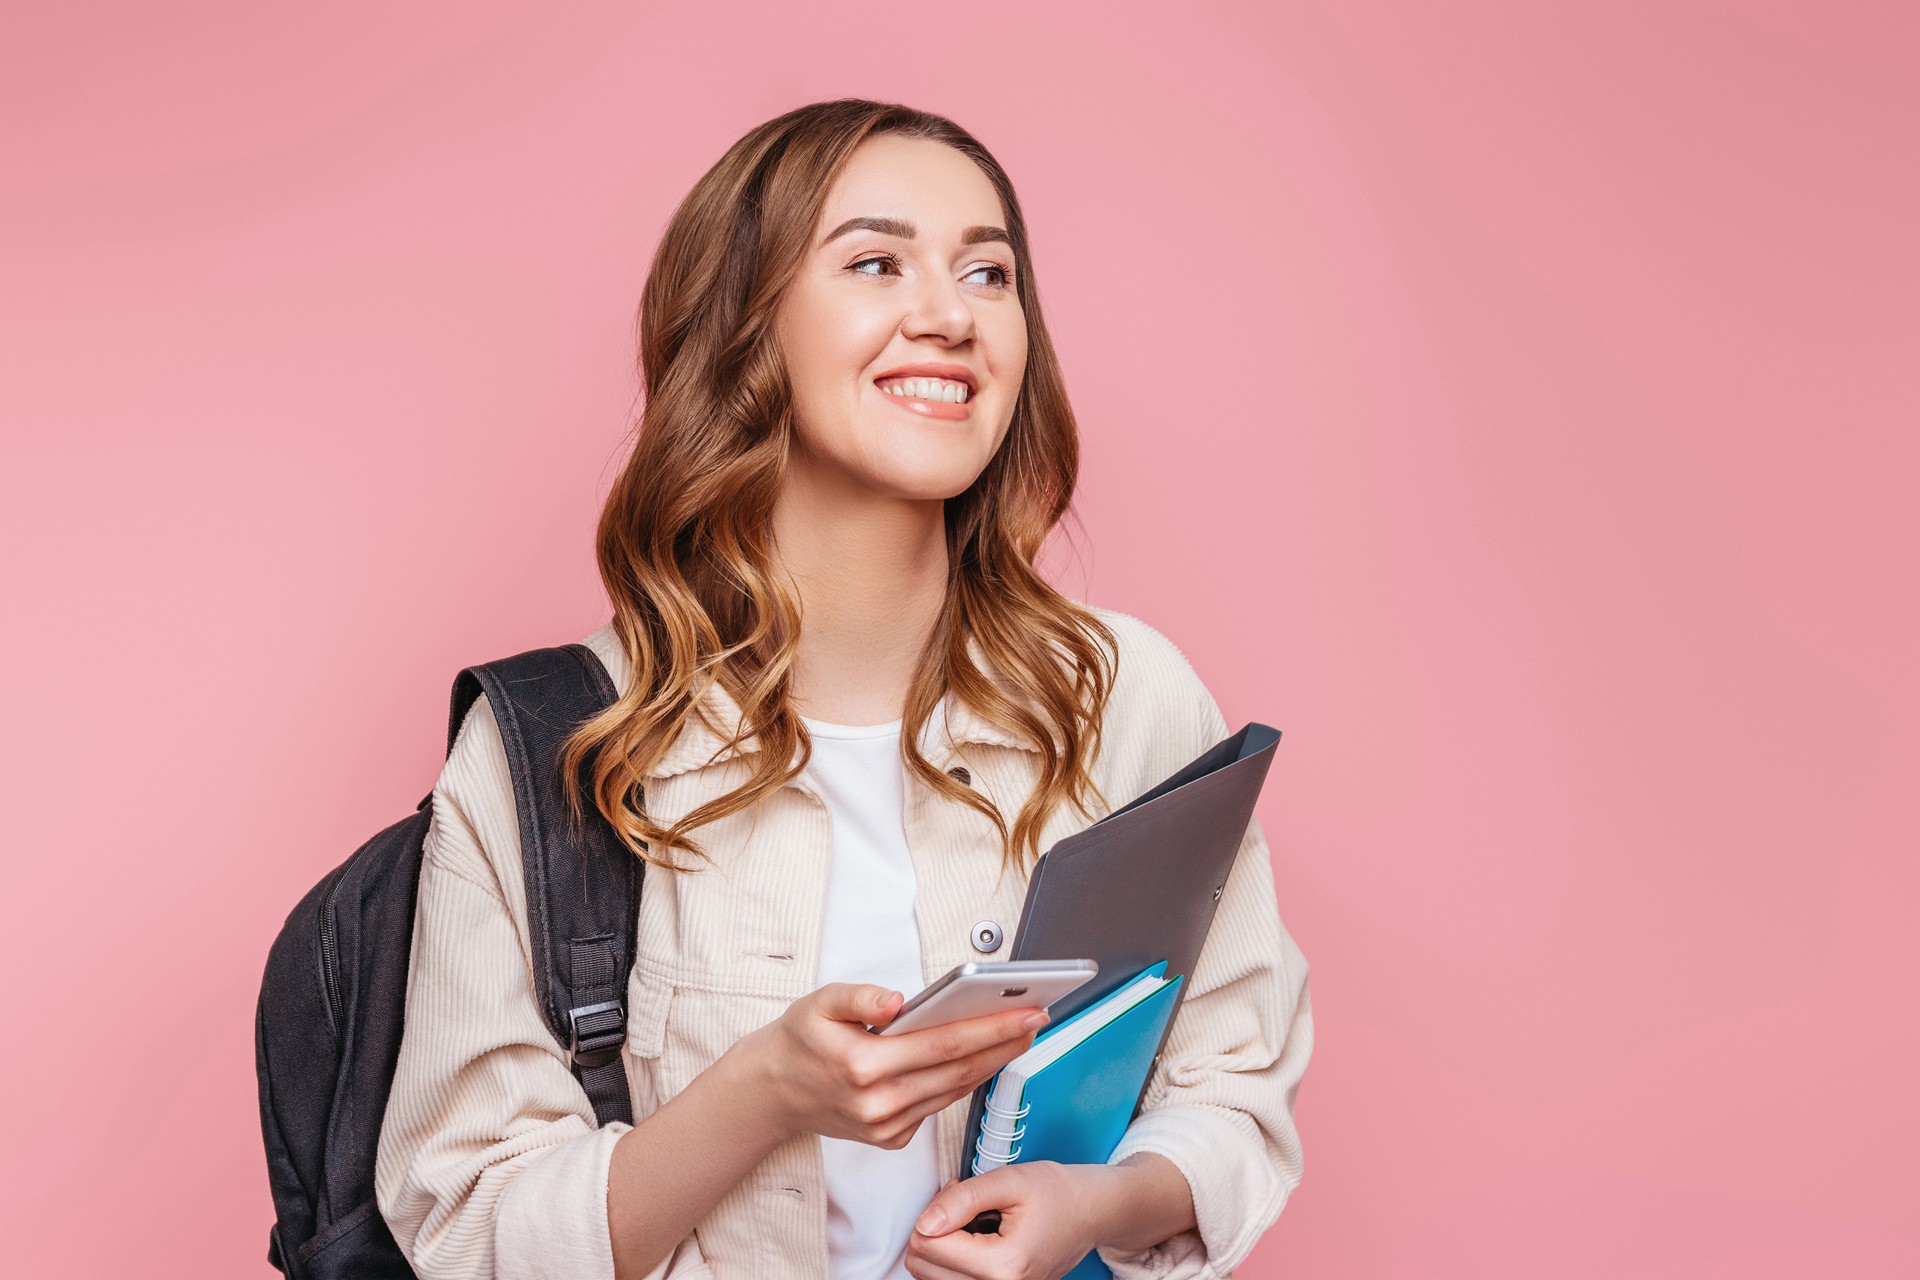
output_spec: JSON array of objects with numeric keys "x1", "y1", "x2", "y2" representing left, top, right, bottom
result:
[{"x1": 449, "y1": 642, "x2": 639, "y2": 1127}]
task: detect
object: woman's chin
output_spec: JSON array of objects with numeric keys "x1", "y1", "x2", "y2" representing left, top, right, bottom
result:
[
  {"x1": 787, "y1": 436, "x2": 996, "y2": 504},
  {"x1": 844, "y1": 453, "x2": 994, "y2": 504},
  {"x1": 901, "y1": 461, "x2": 998, "y2": 501}
]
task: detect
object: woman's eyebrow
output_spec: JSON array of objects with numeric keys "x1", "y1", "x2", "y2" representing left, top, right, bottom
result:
[{"x1": 820, "y1": 215, "x2": 1011, "y2": 249}]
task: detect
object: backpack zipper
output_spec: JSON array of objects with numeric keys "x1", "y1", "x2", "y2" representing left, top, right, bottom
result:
[{"x1": 318, "y1": 873, "x2": 344, "y2": 1036}]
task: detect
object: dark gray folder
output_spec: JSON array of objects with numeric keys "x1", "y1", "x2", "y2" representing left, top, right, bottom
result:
[{"x1": 958, "y1": 721, "x2": 1283, "y2": 1185}]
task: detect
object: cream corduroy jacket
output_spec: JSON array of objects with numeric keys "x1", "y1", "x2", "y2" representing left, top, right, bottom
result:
[{"x1": 373, "y1": 606, "x2": 1313, "y2": 1279}]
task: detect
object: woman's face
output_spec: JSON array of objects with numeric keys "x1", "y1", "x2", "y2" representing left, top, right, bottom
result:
[{"x1": 774, "y1": 134, "x2": 1027, "y2": 503}]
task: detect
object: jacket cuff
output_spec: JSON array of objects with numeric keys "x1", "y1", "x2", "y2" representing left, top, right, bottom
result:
[
  {"x1": 1095, "y1": 1104, "x2": 1290, "y2": 1279},
  {"x1": 493, "y1": 1119, "x2": 631, "y2": 1280}
]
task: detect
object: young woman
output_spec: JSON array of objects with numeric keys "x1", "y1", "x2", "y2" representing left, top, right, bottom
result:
[{"x1": 374, "y1": 100, "x2": 1312, "y2": 1280}]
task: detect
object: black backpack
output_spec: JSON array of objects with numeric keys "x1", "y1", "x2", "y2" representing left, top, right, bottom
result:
[{"x1": 255, "y1": 644, "x2": 643, "y2": 1279}]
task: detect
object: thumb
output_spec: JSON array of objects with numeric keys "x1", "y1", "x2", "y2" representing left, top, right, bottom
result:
[
  {"x1": 829, "y1": 983, "x2": 901, "y2": 1025},
  {"x1": 915, "y1": 1169, "x2": 1013, "y2": 1237}
]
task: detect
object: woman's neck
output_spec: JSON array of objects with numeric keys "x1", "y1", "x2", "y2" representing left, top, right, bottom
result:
[{"x1": 769, "y1": 472, "x2": 948, "y2": 726}]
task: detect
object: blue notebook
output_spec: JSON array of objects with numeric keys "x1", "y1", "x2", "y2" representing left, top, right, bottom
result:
[{"x1": 970, "y1": 961, "x2": 1186, "y2": 1279}]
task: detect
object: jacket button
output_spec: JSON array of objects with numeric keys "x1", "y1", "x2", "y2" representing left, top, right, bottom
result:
[
  {"x1": 946, "y1": 765, "x2": 972, "y2": 786},
  {"x1": 970, "y1": 920, "x2": 1003, "y2": 953}
]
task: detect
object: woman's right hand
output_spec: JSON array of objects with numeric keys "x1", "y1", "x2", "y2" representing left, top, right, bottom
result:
[{"x1": 733, "y1": 983, "x2": 1049, "y2": 1150}]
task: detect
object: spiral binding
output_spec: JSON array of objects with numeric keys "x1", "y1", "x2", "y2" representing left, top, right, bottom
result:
[
  {"x1": 972, "y1": 1097, "x2": 1033, "y2": 1173},
  {"x1": 972, "y1": 1134, "x2": 1022, "y2": 1172}
]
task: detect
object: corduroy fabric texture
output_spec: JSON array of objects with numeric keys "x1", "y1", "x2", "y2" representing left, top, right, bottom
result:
[{"x1": 374, "y1": 606, "x2": 1313, "y2": 1279}]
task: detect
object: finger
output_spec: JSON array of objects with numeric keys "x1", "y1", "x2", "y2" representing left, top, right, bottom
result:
[
  {"x1": 914, "y1": 1166, "x2": 1025, "y2": 1239},
  {"x1": 862, "y1": 1043, "x2": 1014, "y2": 1142},
  {"x1": 886, "y1": 1023, "x2": 1040, "y2": 1113},
  {"x1": 907, "y1": 1218, "x2": 1010, "y2": 1277},
  {"x1": 819, "y1": 982, "x2": 902, "y2": 1028},
  {"x1": 849, "y1": 1044, "x2": 1004, "y2": 1146},
  {"x1": 902, "y1": 1243, "x2": 983, "y2": 1280},
  {"x1": 901, "y1": 1243, "x2": 978, "y2": 1280},
  {"x1": 883, "y1": 1005, "x2": 1050, "y2": 1075},
  {"x1": 874, "y1": 1074, "x2": 991, "y2": 1144}
]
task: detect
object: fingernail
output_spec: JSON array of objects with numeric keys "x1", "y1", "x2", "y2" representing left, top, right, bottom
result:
[
  {"x1": 1022, "y1": 1011, "x2": 1050, "y2": 1031},
  {"x1": 917, "y1": 1208, "x2": 948, "y2": 1235}
]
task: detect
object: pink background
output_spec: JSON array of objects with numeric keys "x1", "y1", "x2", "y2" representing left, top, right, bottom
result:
[{"x1": 2, "y1": 2, "x2": 1914, "y2": 1275}]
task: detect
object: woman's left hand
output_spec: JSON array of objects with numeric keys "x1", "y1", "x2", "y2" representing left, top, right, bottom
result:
[{"x1": 904, "y1": 1161, "x2": 1117, "y2": 1280}]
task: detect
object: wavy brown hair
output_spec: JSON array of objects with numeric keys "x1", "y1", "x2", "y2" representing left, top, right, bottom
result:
[{"x1": 558, "y1": 98, "x2": 1117, "y2": 878}]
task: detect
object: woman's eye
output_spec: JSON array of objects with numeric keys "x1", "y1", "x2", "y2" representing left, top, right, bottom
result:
[
  {"x1": 848, "y1": 255, "x2": 1014, "y2": 290},
  {"x1": 850, "y1": 253, "x2": 903, "y2": 277}
]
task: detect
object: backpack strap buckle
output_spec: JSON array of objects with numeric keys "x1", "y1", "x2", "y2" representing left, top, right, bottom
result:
[{"x1": 567, "y1": 999, "x2": 627, "y2": 1070}]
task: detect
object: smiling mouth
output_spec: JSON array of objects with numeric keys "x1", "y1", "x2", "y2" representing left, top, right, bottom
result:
[
  {"x1": 871, "y1": 378, "x2": 975, "y2": 420},
  {"x1": 874, "y1": 375, "x2": 973, "y2": 405}
]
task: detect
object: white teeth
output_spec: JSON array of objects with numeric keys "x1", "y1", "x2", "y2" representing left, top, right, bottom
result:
[{"x1": 878, "y1": 376, "x2": 971, "y2": 404}]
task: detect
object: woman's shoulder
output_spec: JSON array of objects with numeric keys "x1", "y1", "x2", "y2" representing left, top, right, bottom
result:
[
  {"x1": 579, "y1": 620, "x2": 631, "y2": 696},
  {"x1": 441, "y1": 620, "x2": 629, "y2": 804},
  {"x1": 421, "y1": 623, "x2": 635, "y2": 933},
  {"x1": 1081, "y1": 603, "x2": 1230, "y2": 780},
  {"x1": 1085, "y1": 603, "x2": 1217, "y2": 709},
  {"x1": 432, "y1": 622, "x2": 624, "y2": 889}
]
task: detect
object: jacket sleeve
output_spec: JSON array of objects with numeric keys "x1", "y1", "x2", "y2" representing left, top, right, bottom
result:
[
  {"x1": 374, "y1": 694, "x2": 707, "y2": 1280},
  {"x1": 1095, "y1": 682, "x2": 1315, "y2": 1280}
]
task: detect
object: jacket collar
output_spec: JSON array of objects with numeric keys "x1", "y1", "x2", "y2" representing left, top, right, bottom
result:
[{"x1": 645, "y1": 635, "x2": 1040, "y2": 780}]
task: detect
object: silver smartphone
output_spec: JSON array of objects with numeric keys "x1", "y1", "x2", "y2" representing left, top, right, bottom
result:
[{"x1": 869, "y1": 959, "x2": 1099, "y2": 1036}]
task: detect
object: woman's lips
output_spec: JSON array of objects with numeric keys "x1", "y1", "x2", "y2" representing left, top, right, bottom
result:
[{"x1": 871, "y1": 381, "x2": 974, "y2": 421}]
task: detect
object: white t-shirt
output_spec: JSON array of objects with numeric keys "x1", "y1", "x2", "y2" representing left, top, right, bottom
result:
[{"x1": 800, "y1": 713, "x2": 942, "y2": 1280}]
